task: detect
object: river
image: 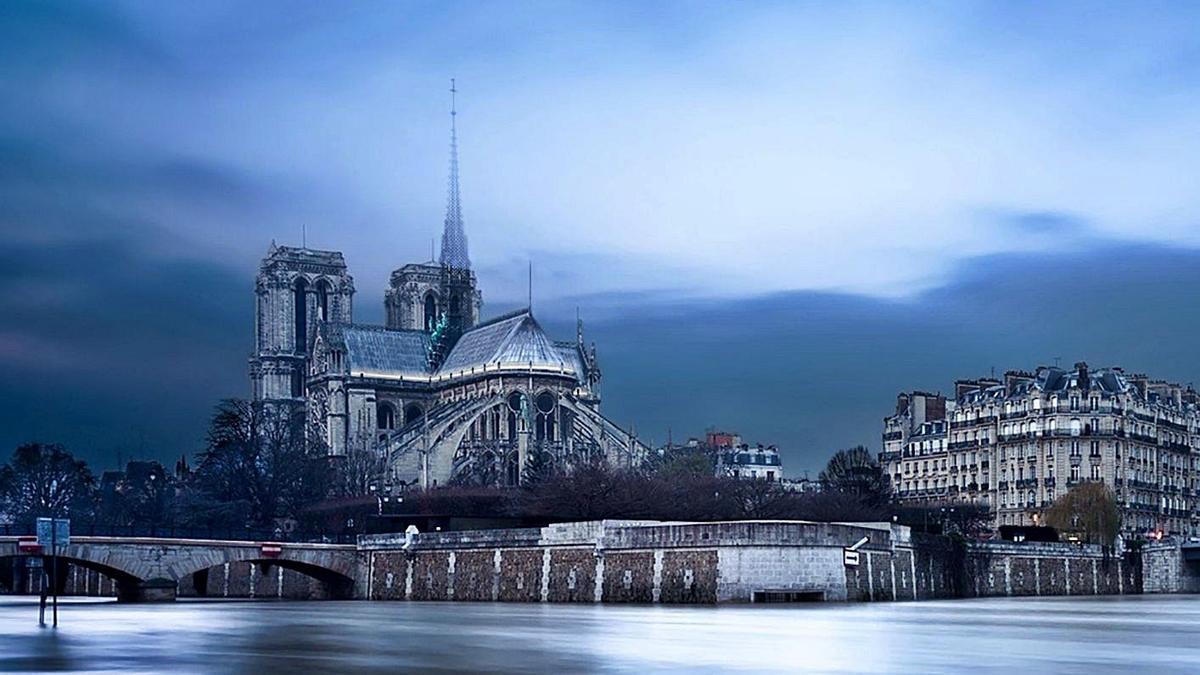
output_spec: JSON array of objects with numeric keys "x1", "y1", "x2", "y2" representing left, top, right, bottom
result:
[{"x1": 2, "y1": 595, "x2": 1199, "y2": 673}]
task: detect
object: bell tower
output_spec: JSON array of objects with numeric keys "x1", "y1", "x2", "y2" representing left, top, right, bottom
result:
[{"x1": 249, "y1": 242, "x2": 354, "y2": 400}]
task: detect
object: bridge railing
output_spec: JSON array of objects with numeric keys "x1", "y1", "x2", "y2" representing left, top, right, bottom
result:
[{"x1": 0, "y1": 524, "x2": 357, "y2": 544}]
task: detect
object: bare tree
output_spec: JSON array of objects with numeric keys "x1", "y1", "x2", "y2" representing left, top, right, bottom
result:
[
  {"x1": 0, "y1": 443, "x2": 96, "y2": 526},
  {"x1": 194, "y1": 399, "x2": 329, "y2": 529},
  {"x1": 819, "y1": 445, "x2": 892, "y2": 506}
]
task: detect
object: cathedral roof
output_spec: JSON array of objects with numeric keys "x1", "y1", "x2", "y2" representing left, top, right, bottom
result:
[
  {"x1": 555, "y1": 341, "x2": 586, "y2": 384},
  {"x1": 437, "y1": 309, "x2": 573, "y2": 377},
  {"x1": 322, "y1": 323, "x2": 430, "y2": 378}
]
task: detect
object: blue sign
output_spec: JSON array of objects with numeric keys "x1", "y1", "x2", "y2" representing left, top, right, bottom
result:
[{"x1": 35, "y1": 518, "x2": 70, "y2": 548}]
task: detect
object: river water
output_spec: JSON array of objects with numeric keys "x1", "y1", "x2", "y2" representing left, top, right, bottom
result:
[{"x1": 2, "y1": 595, "x2": 1199, "y2": 673}]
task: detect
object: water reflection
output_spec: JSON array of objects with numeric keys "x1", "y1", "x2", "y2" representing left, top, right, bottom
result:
[{"x1": 2, "y1": 596, "x2": 1200, "y2": 673}]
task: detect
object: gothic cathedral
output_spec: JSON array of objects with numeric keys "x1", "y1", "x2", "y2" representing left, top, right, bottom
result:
[{"x1": 247, "y1": 86, "x2": 645, "y2": 489}]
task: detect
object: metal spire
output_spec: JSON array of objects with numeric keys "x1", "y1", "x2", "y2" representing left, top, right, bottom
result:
[{"x1": 440, "y1": 78, "x2": 471, "y2": 270}]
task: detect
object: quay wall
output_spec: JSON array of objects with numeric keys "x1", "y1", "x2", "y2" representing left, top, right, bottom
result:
[
  {"x1": 358, "y1": 520, "x2": 1156, "y2": 604},
  {"x1": 6, "y1": 521, "x2": 1195, "y2": 603}
]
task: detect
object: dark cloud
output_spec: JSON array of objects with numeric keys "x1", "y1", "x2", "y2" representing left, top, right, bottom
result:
[
  {"x1": 1, "y1": 222, "x2": 1197, "y2": 477},
  {"x1": 1003, "y1": 210, "x2": 1089, "y2": 235},
  {"x1": 537, "y1": 242, "x2": 1200, "y2": 476}
]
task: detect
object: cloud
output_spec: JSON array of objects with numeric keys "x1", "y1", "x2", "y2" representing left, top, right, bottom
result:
[
  {"x1": 3, "y1": 1, "x2": 1200, "y2": 473},
  {"x1": 538, "y1": 240, "x2": 1200, "y2": 476},
  {"x1": 996, "y1": 210, "x2": 1090, "y2": 236}
]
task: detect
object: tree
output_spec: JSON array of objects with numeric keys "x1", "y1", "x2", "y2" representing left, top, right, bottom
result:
[
  {"x1": 1044, "y1": 482, "x2": 1121, "y2": 546},
  {"x1": 96, "y1": 460, "x2": 177, "y2": 528},
  {"x1": 193, "y1": 399, "x2": 329, "y2": 529},
  {"x1": 0, "y1": 443, "x2": 96, "y2": 526},
  {"x1": 329, "y1": 431, "x2": 387, "y2": 498},
  {"x1": 819, "y1": 445, "x2": 891, "y2": 506}
]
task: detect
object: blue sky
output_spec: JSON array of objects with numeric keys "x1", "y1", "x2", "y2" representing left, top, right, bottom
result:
[{"x1": 3, "y1": 1, "x2": 1200, "y2": 474}]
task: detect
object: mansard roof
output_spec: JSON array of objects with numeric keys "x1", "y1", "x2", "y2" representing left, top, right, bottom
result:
[
  {"x1": 321, "y1": 323, "x2": 430, "y2": 378},
  {"x1": 437, "y1": 309, "x2": 573, "y2": 376},
  {"x1": 1035, "y1": 366, "x2": 1128, "y2": 395}
]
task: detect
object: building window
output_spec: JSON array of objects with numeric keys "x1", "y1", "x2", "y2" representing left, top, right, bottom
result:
[
  {"x1": 294, "y1": 277, "x2": 308, "y2": 353},
  {"x1": 377, "y1": 402, "x2": 396, "y2": 431},
  {"x1": 423, "y1": 293, "x2": 438, "y2": 331},
  {"x1": 404, "y1": 403, "x2": 424, "y2": 426},
  {"x1": 316, "y1": 279, "x2": 331, "y2": 321}
]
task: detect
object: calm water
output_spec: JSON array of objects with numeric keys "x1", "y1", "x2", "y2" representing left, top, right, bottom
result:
[{"x1": 2, "y1": 595, "x2": 1200, "y2": 673}]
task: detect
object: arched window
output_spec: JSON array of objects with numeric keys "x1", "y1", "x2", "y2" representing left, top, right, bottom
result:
[
  {"x1": 377, "y1": 402, "x2": 396, "y2": 431},
  {"x1": 404, "y1": 403, "x2": 424, "y2": 426},
  {"x1": 424, "y1": 293, "x2": 438, "y2": 331},
  {"x1": 315, "y1": 279, "x2": 331, "y2": 321},
  {"x1": 450, "y1": 293, "x2": 460, "y2": 314},
  {"x1": 294, "y1": 278, "x2": 309, "y2": 353},
  {"x1": 507, "y1": 391, "x2": 525, "y2": 440},
  {"x1": 535, "y1": 391, "x2": 556, "y2": 442}
]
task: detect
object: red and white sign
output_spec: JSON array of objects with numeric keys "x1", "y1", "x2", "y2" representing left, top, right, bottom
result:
[
  {"x1": 18, "y1": 537, "x2": 41, "y2": 554},
  {"x1": 260, "y1": 543, "x2": 283, "y2": 558}
]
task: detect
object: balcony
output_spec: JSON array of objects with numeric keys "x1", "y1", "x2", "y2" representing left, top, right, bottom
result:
[{"x1": 1043, "y1": 477, "x2": 1056, "y2": 488}]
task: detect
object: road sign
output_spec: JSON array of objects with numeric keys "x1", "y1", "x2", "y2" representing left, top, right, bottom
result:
[
  {"x1": 843, "y1": 548, "x2": 860, "y2": 567},
  {"x1": 260, "y1": 543, "x2": 282, "y2": 558},
  {"x1": 36, "y1": 518, "x2": 70, "y2": 548}
]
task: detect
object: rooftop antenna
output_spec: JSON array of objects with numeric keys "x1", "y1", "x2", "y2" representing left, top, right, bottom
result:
[
  {"x1": 528, "y1": 260, "x2": 533, "y2": 312},
  {"x1": 431, "y1": 237, "x2": 435, "y2": 263},
  {"x1": 1053, "y1": 356, "x2": 1062, "y2": 368}
]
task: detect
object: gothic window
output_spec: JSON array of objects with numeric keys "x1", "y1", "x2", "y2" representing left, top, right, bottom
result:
[
  {"x1": 450, "y1": 293, "x2": 460, "y2": 314},
  {"x1": 424, "y1": 293, "x2": 438, "y2": 331},
  {"x1": 377, "y1": 402, "x2": 396, "y2": 431},
  {"x1": 535, "y1": 391, "x2": 556, "y2": 442},
  {"x1": 291, "y1": 370, "x2": 303, "y2": 398},
  {"x1": 315, "y1": 279, "x2": 331, "y2": 321},
  {"x1": 294, "y1": 278, "x2": 309, "y2": 353},
  {"x1": 507, "y1": 392, "x2": 525, "y2": 441},
  {"x1": 404, "y1": 403, "x2": 424, "y2": 426}
]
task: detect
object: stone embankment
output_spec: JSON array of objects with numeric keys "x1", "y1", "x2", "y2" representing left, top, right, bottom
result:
[{"x1": 6, "y1": 521, "x2": 1197, "y2": 603}]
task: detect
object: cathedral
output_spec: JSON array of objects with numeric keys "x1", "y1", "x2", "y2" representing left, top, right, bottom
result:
[{"x1": 247, "y1": 87, "x2": 647, "y2": 488}]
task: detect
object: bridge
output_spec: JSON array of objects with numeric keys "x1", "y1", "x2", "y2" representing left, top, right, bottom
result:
[{"x1": 0, "y1": 536, "x2": 362, "y2": 602}]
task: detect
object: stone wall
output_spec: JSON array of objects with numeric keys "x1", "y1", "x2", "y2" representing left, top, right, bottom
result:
[
  {"x1": 960, "y1": 541, "x2": 1138, "y2": 598},
  {"x1": 358, "y1": 520, "x2": 1177, "y2": 605},
  {"x1": 1143, "y1": 543, "x2": 1200, "y2": 593}
]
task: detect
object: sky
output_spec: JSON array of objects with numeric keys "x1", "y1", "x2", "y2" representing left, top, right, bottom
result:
[{"x1": 2, "y1": 0, "x2": 1200, "y2": 476}]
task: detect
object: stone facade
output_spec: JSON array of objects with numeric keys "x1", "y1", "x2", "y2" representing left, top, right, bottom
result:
[{"x1": 882, "y1": 363, "x2": 1200, "y2": 536}]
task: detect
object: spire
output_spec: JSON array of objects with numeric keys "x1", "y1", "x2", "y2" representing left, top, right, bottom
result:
[{"x1": 440, "y1": 78, "x2": 471, "y2": 270}]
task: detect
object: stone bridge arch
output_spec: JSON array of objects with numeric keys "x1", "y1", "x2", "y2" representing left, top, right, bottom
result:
[
  {"x1": 167, "y1": 544, "x2": 360, "y2": 600},
  {"x1": 0, "y1": 538, "x2": 361, "y2": 602}
]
